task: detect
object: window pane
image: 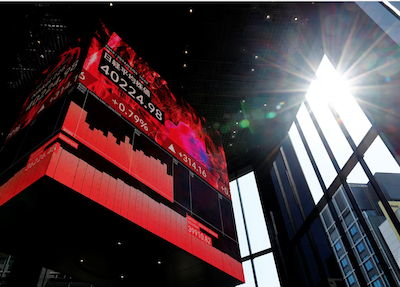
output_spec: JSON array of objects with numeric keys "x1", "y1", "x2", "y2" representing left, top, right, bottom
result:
[
  {"x1": 348, "y1": 274, "x2": 355, "y2": 285},
  {"x1": 271, "y1": 167, "x2": 295, "y2": 239},
  {"x1": 364, "y1": 136, "x2": 400, "y2": 176},
  {"x1": 296, "y1": 103, "x2": 337, "y2": 189},
  {"x1": 314, "y1": 55, "x2": 372, "y2": 146},
  {"x1": 305, "y1": 80, "x2": 353, "y2": 168},
  {"x1": 357, "y1": 242, "x2": 365, "y2": 253},
  {"x1": 254, "y1": 253, "x2": 281, "y2": 287},
  {"x1": 238, "y1": 172, "x2": 271, "y2": 253},
  {"x1": 230, "y1": 180, "x2": 250, "y2": 257},
  {"x1": 274, "y1": 152, "x2": 304, "y2": 230},
  {"x1": 346, "y1": 163, "x2": 369, "y2": 184},
  {"x1": 288, "y1": 123, "x2": 324, "y2": 203},
  {"x1": 365, "y1": 260, "x2": 373, "y2": 271}
]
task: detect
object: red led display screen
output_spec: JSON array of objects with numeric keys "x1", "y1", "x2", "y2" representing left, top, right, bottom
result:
[
  {"x1": 0, "y1": 98, "x2": 244, "y2": 282},
  {"x1": 6, "y1": 45, "x2": 81, "y2": 142},
  {"x1": 0, "y1": 22, "x2": 243, "y2": 284},
  {"x1": 79, "y1": 25, "x2": 230, "y2": 199}
]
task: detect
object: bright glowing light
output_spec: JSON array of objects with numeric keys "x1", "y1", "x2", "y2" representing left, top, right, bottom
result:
[
  {"x1": 266, "y1": 111, "x2": 276, "y2": 119},
  {"x1": 239, "y1": 119, "x2": 250, "y2": 128},
  {"x1": 306, "y1": 55, "x2": 371, "y2": 145}
]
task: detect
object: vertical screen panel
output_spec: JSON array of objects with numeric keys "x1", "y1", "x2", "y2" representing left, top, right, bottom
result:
[
  {"x1": 220, "y1": 196, "x2": 236, "y2": 240},
  {"x1": 191, "y1": 175, "x2": 221, "y2": 231},
  {"x1": 173, "y1": 162, "x2": 190, "y2": 210}
]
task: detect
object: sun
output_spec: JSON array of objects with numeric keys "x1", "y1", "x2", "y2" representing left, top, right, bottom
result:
[{"x1": 305, "y1": 55, "x2": 372, "y2": 145}]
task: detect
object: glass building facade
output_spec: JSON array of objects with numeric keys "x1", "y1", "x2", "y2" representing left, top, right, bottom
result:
[
  {"x1": 230, "y1": 172, "x2": 279, "y2": 287},
  {"x1": 264, "y1": 3, "x2": 400, "y2": 286}
]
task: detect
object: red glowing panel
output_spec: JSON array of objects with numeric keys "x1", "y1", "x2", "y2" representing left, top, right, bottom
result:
[
  {"x1": 0, "y1": 142, "x2": 60, "y2": 207},
  {"x1": 79, "y1": 24, "x2": 230, "y2": 197},
  {"x1": 62, "y1": 102, "x2": 173, "y2": 202},
  {"x1": 36, "y1": 146, "x2": 244, "y2": 282},
  {"x1": 187, "y1": 215, "x2": 212, "y2": 246},
  {"x1": 7, "y1": 46, "x2": 81, "y2": 141}
]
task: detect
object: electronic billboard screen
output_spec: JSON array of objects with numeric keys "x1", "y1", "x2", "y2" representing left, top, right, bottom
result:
[
  {"x1": 78, "y1": 24, "x2": 231, "y2": 200},
  {"x1": 0, "y1": 22, "x2": 243, "y2": 285},
  {"x1": 6, "y1": 45, "x2": 82, "y2": 142}
]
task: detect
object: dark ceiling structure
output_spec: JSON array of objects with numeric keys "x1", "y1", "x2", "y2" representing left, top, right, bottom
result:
[{"x1": 0, "y1": 3, "x2": 321, "y2": 177}]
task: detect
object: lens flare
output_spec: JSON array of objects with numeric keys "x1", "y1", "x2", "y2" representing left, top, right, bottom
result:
[
  {"x1": 253, "y1": 109, "x2": 264, "y2": 121},
  {"x1": 361, "y1": 52, "x2": 377, "y2": 71},
  {"x1": 219, "y1": 125, "x2": 230, "y2": 133},
  {"x1": 239, "y1": 119, "x2": 250, "y2": 128},
  {"x1": 377, "y1": 56, "x2": 399, "y2": 77},
  {"x1": 267, "y1": 111, "x2": 277, "y2": 119}
]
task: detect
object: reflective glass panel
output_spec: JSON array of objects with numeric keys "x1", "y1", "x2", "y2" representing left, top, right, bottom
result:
[
  {"x1": 288, "y1": 122, "x2": 324, "y2": 203},
  {"x1": 364, "y1": 136, "x2": 400, "y2": 176},
  {"x1": 230, "y1": 179, "x2": 250, "y2": 257},
  {"x1": 296, "y1": 103, "x2": 337, "y2": 189},
  {"x1": 254, "y1": 253, "x2": 281, "y2": 287},
  {"x1": 315, "y1": 55, "x2": 372, "y2": 146},
  {"x1": 236, "y1": 260, "x2": 255, "y2": 287},
  {"x1": 238, "y1": 172, "x2": 271, "y2": 253},
  {"x1": 305, "y1": 79, "x2": 353, "y2": 168}
]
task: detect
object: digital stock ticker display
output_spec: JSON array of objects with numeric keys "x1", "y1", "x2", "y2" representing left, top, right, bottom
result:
[
  {"x1": 6, "y1": 45, "x2": 81, "y2": 142},
  {"x1": 0, "y1": 22, "x2": 244, "y2": 284}
]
